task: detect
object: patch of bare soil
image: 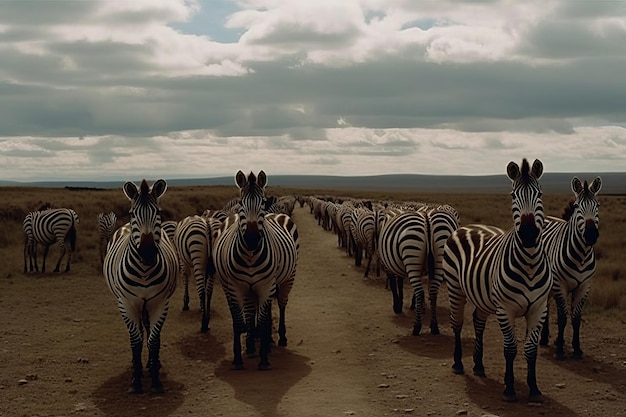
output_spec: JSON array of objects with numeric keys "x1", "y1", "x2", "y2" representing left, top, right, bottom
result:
[{"x1": 1, "y1": 206, "x2": 625, "y2": 416}]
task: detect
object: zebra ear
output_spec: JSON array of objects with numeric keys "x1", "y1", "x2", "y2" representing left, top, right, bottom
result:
[
  {"x1": 235, "y1": 170, "x2": 247, "y2": 189},
  {"x1": 590, "y1": 177, "x2": 602, "y2": 195},
  {"x1": 123, "y1": 181, "x2": 138, "y2": 200},
  {"x1": 531, "y1": 159, "x2": 543, "y2": 179},
  {"x1": 572, "y1": 177, "x2": 583, "y2": 194},
  {"x1": 506, "y1": 161, "x2": 520, "y2": 181},
  {"x1": 151, "y1": 179, "x2": 167, "y2": 199},
  {"x1": 258, "y1": 170, "x2": 267, "y2": 188}
]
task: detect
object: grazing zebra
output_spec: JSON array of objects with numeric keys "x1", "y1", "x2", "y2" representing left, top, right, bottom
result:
[
  {"x1": 97, "y1": 212, "x2": 117, "y2": 266},
  {"x1": 30, "y1": 208, "x2": 79, "y2": 273},
  {"x1": 212, "y1": 171, "x2": 298, "y2": 370},
  {"x1": 539, "y1": 176, "x2": 602, "y2": 360},
  {"x1": 443, "y1": 159, "x2": 552, "y2": 403},
  {"x1": 174, "y1": 215, "x2": 214, "y2": 333},
  {"x1": 103, "y1": 179, "x2": 178, "y2": 393}
]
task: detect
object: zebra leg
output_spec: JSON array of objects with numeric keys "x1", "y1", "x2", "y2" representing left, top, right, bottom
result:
[
  {"x1": 446, "y1": 273, "x2": 466, "y2": 374},
  {"x1": 122, "y1": 302, "x2": 145, "y2": 393},
  {"x1": 227, "y1": 301, "x2": 246, "y2": 370},
  {"x1": 203, "y1": 274, "x2": 216, "y2": 333},
  {"x1": 539, "y1": 299, "x2": 551, "y2": 346},
  {"x1": 428, "y1": 275, "x2": 443, "y2": 335},
  {"x1": 42, "y1": 245, "x2": 50, "y2": 273},
  {"x1": 53, "y1": 241, "x2": 66, "y2": 273},
  {"x1": 257, "y1": 300, "x2": 273, "y2": 371},
  {"x1": 410, "y1": 283, "x2": 425, "y2": 336},
  {"x1": 525, "y1": 304, "x2": 547, "y2": 403},
  {"x1": 144, "y1": 299, "x2": 170, "y2": 393},
  {"x1": 571, "y1": 286, "x2": 590, "y2": 359},
  {"x1": 553, "y1": 292, "x2": 568, "y2": 360},
  {"x1": 244, "y1": 302, "x2": 257, "y2": 358},
  {"x1": 182, "y1": 268, "x2": 190, "y2": 311},
  {"x1": 387, "y1": 273, "x2": 404, "y2": 314},
  {"x1": 497, "y1": 309, "x2": 518, "y2": 402},
  {"x1": 471, "y1": 309, "x2": 488, "y2": 376}
]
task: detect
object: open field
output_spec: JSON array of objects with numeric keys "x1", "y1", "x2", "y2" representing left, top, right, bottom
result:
[{"x1": 0, "y1": 183, "x2": 625, "y2": 416}]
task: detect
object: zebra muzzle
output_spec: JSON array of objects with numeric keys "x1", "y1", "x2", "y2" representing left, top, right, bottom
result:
[
  {"x1": 519, "y1": 214, "x2": 540, "y2": 248},
  {"x1": 584, "y1": 220, "x2": 599, "y2": 246},
  {"x1": 139, "y1": 232, "x2": 158, "y2": 266}
]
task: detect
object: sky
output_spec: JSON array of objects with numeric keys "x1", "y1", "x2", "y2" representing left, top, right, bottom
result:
[{"x1": 1, "y1": 0, "x2": 626, "y2": 182}]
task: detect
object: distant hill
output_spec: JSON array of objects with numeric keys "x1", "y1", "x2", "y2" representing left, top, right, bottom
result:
[{"x1": 1, "y1": 173, "x2": 624, "y2": 194}]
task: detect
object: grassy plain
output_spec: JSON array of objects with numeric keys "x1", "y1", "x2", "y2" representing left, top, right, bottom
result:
[{"x1": 0, "y1": 183, "x2": 624, "y2": 311}]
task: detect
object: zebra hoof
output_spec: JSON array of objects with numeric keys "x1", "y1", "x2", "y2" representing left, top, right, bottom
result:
[
  {"x1": 528, "y1": 393, "x2": 544, "y2": 404},
  {"x1": 553, "y1": 352, "x2": 565, "y2": 361},
  {"x1": 452, "y1": 364, "x2": 464, "y2": 375},
  {"x1": 182, "y1": 305, "x2": 190, "y2": 311},
  {"x1": 502, "y1": 392, "x2": 517, "y2": 402},
  {"x1": 258, "y1": 362, "x2": 272, "y2": 371},
  {"x1": 151, "y1": 384, "x2": 165, "y2": 394},
  {"x1": 430, "y1": 325, "x2": 440, "y2": 335},
  {"x1": 572, "y1": 350, "x2": 584, "y2": 360},
  {"x1": 231, "y1": 363, "x2": 245, "y2": 370},
  {"x1": 411, "y1": 325, "x2": 422, "y2": 336},
  {"x1": 128, "y1": 382, "x2": 143, "y2": 394},
  {"x1": 472, "y1": 367, "x2": 486, "y2": 377}
]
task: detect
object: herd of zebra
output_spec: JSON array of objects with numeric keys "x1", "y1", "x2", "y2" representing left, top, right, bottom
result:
[
  {"x1": 19, "y1": 159, "x2": 602, "y2": 404},
  {"x1": 304, "y1": 158, "x2": 601, "y2": 403}
]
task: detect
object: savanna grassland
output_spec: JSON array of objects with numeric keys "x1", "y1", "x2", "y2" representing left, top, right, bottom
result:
[{"x1": 0, "y1": 182, "x2": 625, "y2": 417}]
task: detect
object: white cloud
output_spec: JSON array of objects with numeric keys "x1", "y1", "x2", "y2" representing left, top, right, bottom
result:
[{"x1": 0, "y1": 0, "x2": 625, "y2": 181}]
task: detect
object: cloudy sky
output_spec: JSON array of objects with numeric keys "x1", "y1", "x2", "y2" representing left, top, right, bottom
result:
[{"x1": 1, "y1": 0, "x2": 626, "y2": 182}]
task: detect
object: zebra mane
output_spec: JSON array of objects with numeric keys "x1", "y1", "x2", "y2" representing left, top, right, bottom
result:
[
  {"x1": 520, "y1": 158, "x2": 530, "y2": 178},
  {"x1": 247, "y1": 171, "x2": 257, "y2": 184}
]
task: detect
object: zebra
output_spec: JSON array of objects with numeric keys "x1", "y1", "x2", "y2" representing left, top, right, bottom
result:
[
  {"x1": 29, "y1": 208, "x2": 79, "y2": 273},
  {"x1": 97, "y1": 212, "x2": 117, "y2": 266},
  {"x1": 212, "y1": 171, "x2": 298, "y2": 370},
  {"x1": 174, "y1": 215, "x2": 213, "y2": 333},
  {"x1": 539, "y1": 176, "x2": 602, "y2": 360},
  {"x1": 443, "y1": 158, "x2": 552, "y2": 403},
  {"x1": 103, "y1": 179, "x2": 178, "y2": 393},
  {"x1": 378, "y1": 209, "x2": 432, "y2": 335}
]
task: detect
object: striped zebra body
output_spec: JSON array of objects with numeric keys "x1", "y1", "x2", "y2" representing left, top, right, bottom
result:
[
  {"x1": 23, "y1": 212, "x2": 36, "y2": 273},
  {"x1": 103, "y1": 179, "x2": 178, "y2": 393},
  {"x1": 213, "y1": 171, "x2": 298, "y2": 370},
  {"x1": 97, "y1": 212, "x2": 117, "y2": 266},
  {"x1": 378, "y1": 210, "x2": 433, "y2": 335},
  {"x1": 443, "y1": 159, "x2": 552, "y2": 403},
  {"x1": 30, "y1": 208, "x2": 79, "y2": 273},
  {"x1": 174, "y1": 215, "x2": 214, "y2": 333},
  {"x1": 539, "y1": 177, "x2": 602, "y2": 360}
]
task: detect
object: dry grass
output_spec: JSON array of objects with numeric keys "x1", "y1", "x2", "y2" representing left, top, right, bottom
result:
[{"x1": 1, "y1": 184, "x2": 624, "y2": 311}]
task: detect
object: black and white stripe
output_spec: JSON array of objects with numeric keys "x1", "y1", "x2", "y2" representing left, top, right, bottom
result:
[
  {"x1": 174, "y1": 215, "x2": 213, "y2": 333},
  {"x1": 212, "y1": 171, "x2": 298, "y2": 370},
  {"x1": 29, "y1": 208, "x2": 79, "y2": 273},
  {"x1": 103, "y1": 179, "x2": 178, "y2": 393},
  {"x1": 378, "y1": 209, "x2": 432, "y2": 335},
  {"x1": 97, "y1": 212, "x2": 117, "y2": 266},
  {"x1": 539, "y1": 176, "x2": 602, "y2": 360},
  {"x1": 443, "y1": 158, "x2": 552, "y2": 403}
]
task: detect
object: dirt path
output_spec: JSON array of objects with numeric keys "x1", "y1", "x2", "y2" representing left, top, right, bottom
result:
[{"x1": 1, "y1": 205, "x2": 625, "y2": 416}]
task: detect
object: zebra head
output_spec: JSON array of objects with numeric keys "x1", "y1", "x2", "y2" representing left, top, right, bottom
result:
[
  {"x1": 235, "y1": 170, "x2": 269, "y2": 251},
  {"x1": 123, "y1": 179, "x2": 167, "y2": 266},
  {"x1": 570, "y1": 176, "x2": 602, "y2": 246},
  {"x1": 507, "y1": 158, "x2": 544, "y2": 248}
]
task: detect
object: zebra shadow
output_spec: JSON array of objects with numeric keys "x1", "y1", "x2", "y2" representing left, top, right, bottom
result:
[
  {"x1": 92, "y1": 367, "x2": 184, "y2": 417},
  {"x1": 213, "y1": 346, "x2": 312, "y2": 417},
  {"x1": 462, "y1": 373, "x2": 577, "y2": 416},
  {"x1": 177, "y1": 331, "x2": 226, "y2": 363},
  {"x1": 539, "y1": 345, "x2": 626, "y2": 395}
]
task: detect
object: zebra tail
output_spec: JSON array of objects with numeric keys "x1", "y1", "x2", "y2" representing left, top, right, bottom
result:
[{"x1": 67, "y1": 225, "x2": 77, "y2": 252}]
